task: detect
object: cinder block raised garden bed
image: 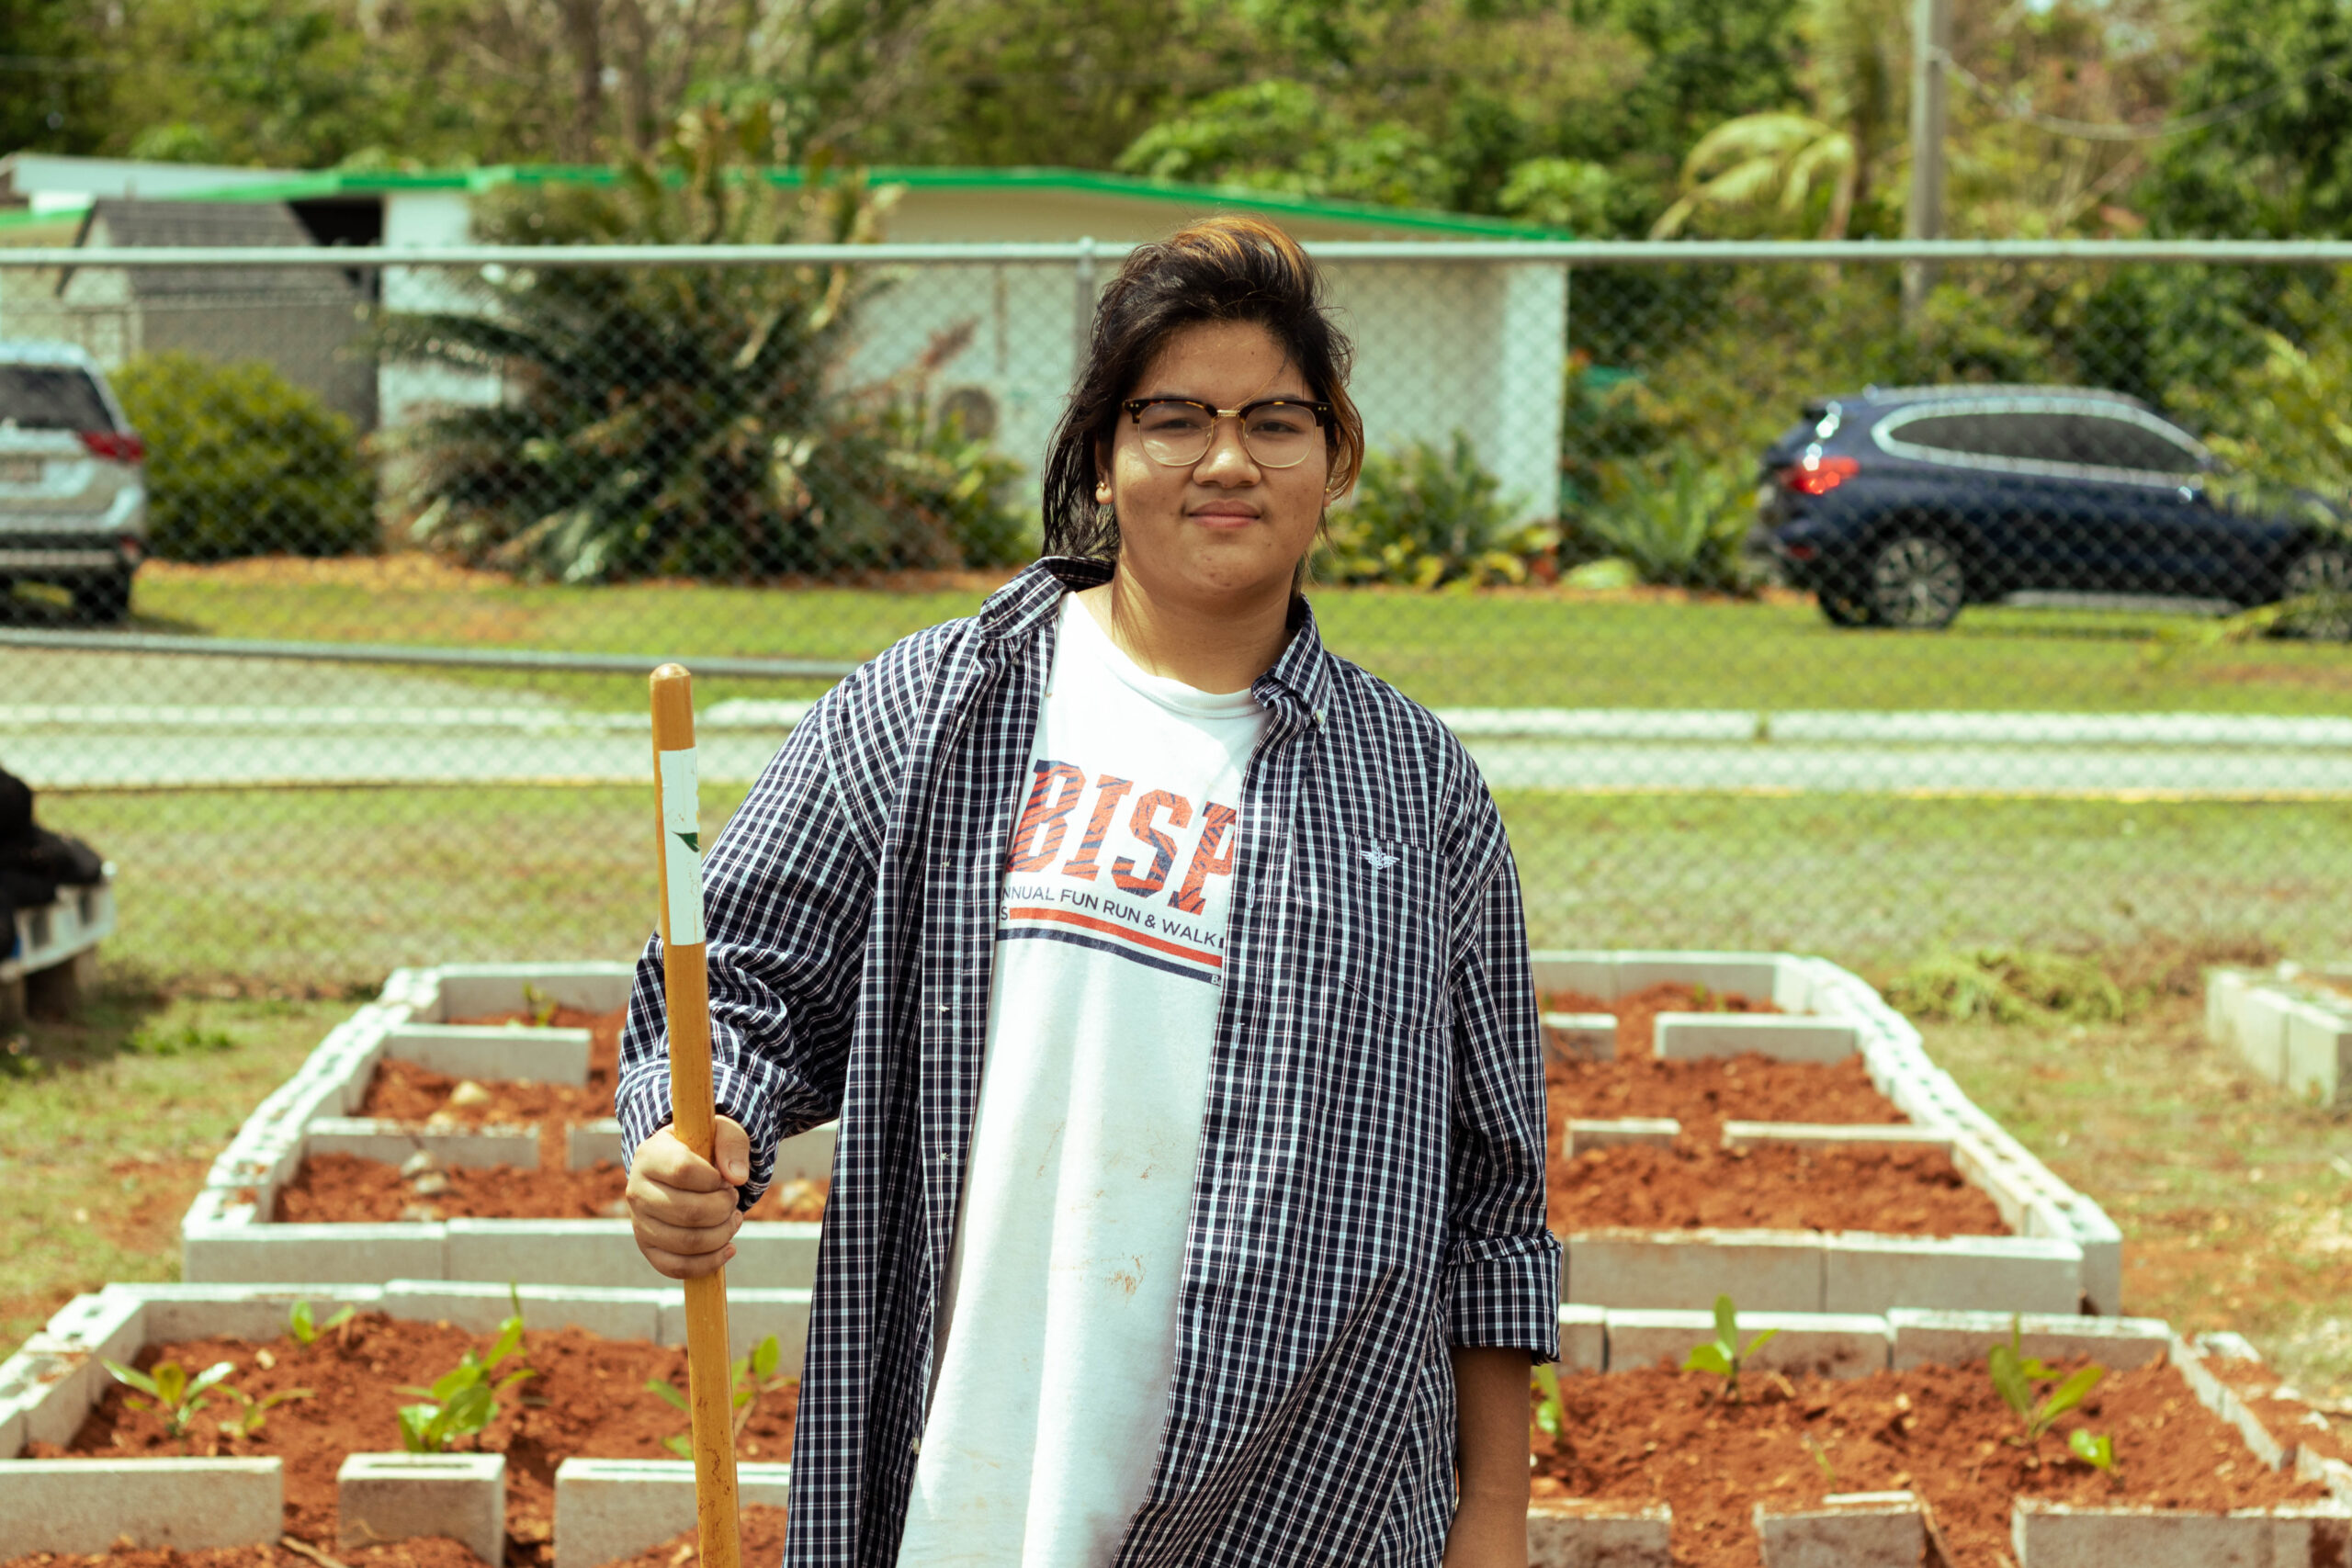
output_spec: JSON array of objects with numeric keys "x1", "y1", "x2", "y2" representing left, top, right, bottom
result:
[
  {"x1": 2206, "y1": 962, "x2": 2352, "y2": 1104},
  {"x1": 7, "y1": 1288, "x2": 2343, "y2": 1568},
  {"x1": 1538, "y1": 951, "x2": 2124, "y2": 1315},
  {"x1": 1532, "y1": 1303, "x2": 2349, "y2": 1567},
  {"x1": 182, "y1": 964, "x2": 833, "y2": 1290}
]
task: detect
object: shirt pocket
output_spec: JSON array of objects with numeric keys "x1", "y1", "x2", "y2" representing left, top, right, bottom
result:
[{"x1": 1291, "y1": 835, "x2": 1447, "y2": 1032}]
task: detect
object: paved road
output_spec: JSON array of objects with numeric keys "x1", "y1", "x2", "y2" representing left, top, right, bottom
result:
[{"x1": 9, "y1": 694, "x2": 2350, "y2": 795}]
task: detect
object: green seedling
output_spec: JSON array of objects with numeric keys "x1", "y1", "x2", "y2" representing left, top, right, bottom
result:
[
  {"x1": 397, "y1": 1288, "x2": 537, "y2": 1453},
  {"x1": 218, "y1": 1384, "x2": 312, "y2": 1438},
  {"x1": 647, "y1": 1334, "x2": 796, "y2": 1459},
  {"x1": 1531, "y1": 1364, "x2": 1566, "y2": 1443},
  {"x1": 2067, "y1": 1428, "x2": 2116, "y2": 1472},
  {"x1": 104, "y1": 1358, "x2": 237, "y2": 1440},
  {"x1": 288, "y1": 1299, "x2": 356, "y2": 1347},
  {"x1": 1684, "y1": 1293, "x2": 1780, "y2": 1401},
  {"x1": 1987, "y1": 1316, "x2": 2108, "y2": 1448},
  {"x1": 521, "y1": 984, "x2": 559, "y2": 1028}
]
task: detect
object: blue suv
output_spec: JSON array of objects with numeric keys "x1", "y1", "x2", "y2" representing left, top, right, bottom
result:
[{"x1": 1750, "y1": 385, "x2": 2352, "y2": 632}]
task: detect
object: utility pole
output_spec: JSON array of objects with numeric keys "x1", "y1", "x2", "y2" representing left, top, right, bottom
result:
[{"x1": 1903, "y1": 0, "x2": 1951, "y2": 325}]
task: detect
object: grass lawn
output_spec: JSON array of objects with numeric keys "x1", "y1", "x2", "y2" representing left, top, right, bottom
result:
[
  {"x1": 111, "y1": 557, "x2": 2352, "y2": 715},
  {"x1": 0, "y1": 989, "x2": 352, "y2": 1363}
]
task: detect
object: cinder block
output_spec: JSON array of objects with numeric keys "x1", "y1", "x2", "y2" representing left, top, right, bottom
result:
[
  {"x1": 107, "y1": 1284, "x2": 382, "y2": 1344},
  {"x1": 659, "y1": 1288, "x2": 814, "y2": 1368},
  {"x1": 426, "y1": 962, "x2": 636, "y2": 1021},
  {"x1": 1566, "y1": 1119, "x2": 1679, "y2": 1156},
  {"x1": 2296, "y1": 1449, "x2": 2352, "y2": 1506},
  {"x1": 305, "y1": 1118, "x2": 541, "y2": 1168},
  {"x1": 552, "y1": 1458, "x2": 793, "y2": 1568},
  {"x1": 569, "y1": 1118, "x2": 628, "y2": 1169},
  {"x1": 1756, "y1": 1492, "x2": 1925, "y2": 1567},
  {"x1": 1555, "y1": 1304, "x2": 1607, "y2": 1373},
  {"x1": 0, "y1": 1459, "x2": 282, "y2": 1553},
  {"x1": 339, "y1": 1451, "x2": 505, "y2": 1565},
  {"x1": 2010, "y1": 1500, "x2": 2352, "y2": 1568},
  {"x1": 1654, "y1": 1013, "x2": 1860, "y2": 1063},
  {"x1": 1887, "y1": 1310, "x2": 2171, "y2": 1371},
  {"x1": 2174, "y1": 1334, "x2": 2290, "y2": 1472},
  {"x1": 1527, "y1": 952, "x2": 1618, "y2": 1003},
  {"x1": 385, "y1": 1280, "x2": 663, "y2": 1343},
  {"x1": 183, "y1": 1220, "x2": 447, "y2": 1284},
  {"x1": 446, "y1": 1221, "x2": 660, "y2": 1288},
  {"x1": 386, "y1": 1023, "x2": 593, "y2": 1086},
  {"x1": 2284, "y1": 1002, "x2": 2352, "y2": 1104},
  {"x1": 2234, "y1": 988, "x2": 2295, "y2": 1086},
  {"x1": 1565, "y1": 1229, "x2": 1824, "y2": 1313},
  {"x1": 1613, "y1": 951, "x2": 1782, "y2": 1000},
  {"x1": 1769, "y1": 957, "x2": 1819, "y2": 1014},
  {"x1": 1719, "y1": 1122, "x2": 1953, "y2": 1152},
  {"x1": 1605, "y1": 1309, "x2": 1888, "y2": 1380},
  {"x1": 2206, "y1": 969, "x2": 2250, "y2": 1054},
  {"x1": 1544, "y1": 1013, "x2": 1618, "y2": 1061},
  {"x1": 775, "y1": 1122, "x2": 839, "y2": 1184},
  {"x1": 1524, "y1": 1497, "x2": 1671, "y2": 1567},
  {"x1": 1820, "y1": 1234, "x2": 2081, "y2": 1315}
]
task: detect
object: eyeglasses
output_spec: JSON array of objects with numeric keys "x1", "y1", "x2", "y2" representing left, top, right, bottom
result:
[{"x1": 1120, "y1": 398, "x2": 1334, "y2": 470}]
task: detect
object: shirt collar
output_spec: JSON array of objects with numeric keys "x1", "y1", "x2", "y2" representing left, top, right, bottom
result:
[{"x1": 978, "y1": 555, "x2": 1333, "y2": 723}]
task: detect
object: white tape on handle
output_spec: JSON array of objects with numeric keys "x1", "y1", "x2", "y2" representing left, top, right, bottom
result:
[{"x1": 658, "y1": 746, "x2": 705, "y2": 947}]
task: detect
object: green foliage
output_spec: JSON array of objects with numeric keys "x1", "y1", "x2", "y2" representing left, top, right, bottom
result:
[
  {"x1": 386, "y1": 106, "x2": 1024, "y2": 582},
  {"x1": 1683, "y1": 1293, "x2": 1780, "y2": 1400},
  {"x1": 1987, "y1": 1317, "x2": 2109, "y2": 1449},
  {"x1": 217, "y1": 1383, "x2": 312, "y2": 1439},
  {"x1": 397, "y1": 1288, "x2": 536, "y2": 1453},
  {"x1": 0, "y1": 0, "x2": 110, "y2": 152},
  {"x1": 647, "y1": 1333, "x2": 796, "y2": 1459},
  {"x1": 1886, "y1": 947, "x2": 2130, "y2": 1025},
  {"x1": 2068, "y1": 1427, "x2": 2116, "y2": 1471},
  {"x1": 1317, "y1": 434, "x2": 1556, "y2": 589},
  {"x1": 2147, "y1": 0, "x2": 2352, "y2": 238},
  {"x1": 1531, "y1": 1363, "x2": 1566, "y2": 1442},
  {"x1": 111, "y1": 354, "x2": 377, "y2": 564},
  {"x1": 287, "y1": 1298, "x2": 355, "y2": 1347},
  {"x1": 1498, "y1": 158, "x2": 1622, "y2": 235},
  {"x1": 124, "y1": 1021, "x2": 239, "y2": 1057},
  {"x1": 521, "y1": 985, "x2": 560, "y2": 1029},
  {"x1": 104, "y1": 1357, "x2": 237, "y2": 1440},
  {"x1": 1568, "y1": 444, "x2": 1749, "y2": 591},
  {"x1": 1115, "y1": 80, "x2": 1455, "y2": 210}
]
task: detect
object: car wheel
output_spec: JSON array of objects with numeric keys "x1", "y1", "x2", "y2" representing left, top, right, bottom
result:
[
  {"x1": 1867, "y1": 535, "x2": 1965, "y2": 630},
  {"x1": 71, "y1": 571, "x2": 133, "y2": 625},
  {"x1": 2279, "y1": 544, "x2": 2352, "y2": 641}
]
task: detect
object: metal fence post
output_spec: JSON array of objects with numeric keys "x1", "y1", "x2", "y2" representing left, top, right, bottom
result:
[{"x1": 1073, "y1": 235, "x2": 1098, "y2": 365}]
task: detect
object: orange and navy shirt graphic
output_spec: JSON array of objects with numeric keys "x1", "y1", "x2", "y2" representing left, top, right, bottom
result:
[{"x1": 997, "y1": 758, "x2": 1239, "y2": 986}]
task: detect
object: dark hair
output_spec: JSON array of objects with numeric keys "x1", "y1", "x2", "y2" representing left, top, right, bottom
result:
[{"x1": 1041, "y1": 215, "x2": 1366, "y2": 561}]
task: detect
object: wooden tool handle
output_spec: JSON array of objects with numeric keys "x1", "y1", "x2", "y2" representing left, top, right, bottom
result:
[{"x1": 650, "y1": 662, "x2": 741, "y2": 1568}]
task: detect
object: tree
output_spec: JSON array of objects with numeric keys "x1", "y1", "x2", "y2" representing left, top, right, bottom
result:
[
  {"x1": 0, "y1": 0, "x2": 114, "y2": 153},
  {"x1": 2146, "y1": 0, "x2": 2352, "y2": 237}
]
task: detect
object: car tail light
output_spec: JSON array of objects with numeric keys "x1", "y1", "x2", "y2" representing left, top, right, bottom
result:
[
  {"x1": 1780, "y1": 454, "x2": 1858, "y2": 495},
  {"x1": 80, "y1": 430, "x2": 146, "y2": 464}
]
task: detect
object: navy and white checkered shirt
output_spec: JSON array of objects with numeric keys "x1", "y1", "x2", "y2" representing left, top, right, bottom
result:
[{"x1": 616, "y1": 557, "x2": 1559, "y2": 1566}]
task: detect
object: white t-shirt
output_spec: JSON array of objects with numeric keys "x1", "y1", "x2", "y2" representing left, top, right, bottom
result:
[{"x1": 893, "y1": 592, "x2": 1269, "y2": 1567}]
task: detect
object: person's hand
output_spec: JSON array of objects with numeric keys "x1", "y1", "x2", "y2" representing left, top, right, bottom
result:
[
  {"x1": 627, "y1": 1117, "x2": 751, "y2": 1279},
  {"x1": 1441, "y1": 1491, "x2": 1528, "y2": 1568}
]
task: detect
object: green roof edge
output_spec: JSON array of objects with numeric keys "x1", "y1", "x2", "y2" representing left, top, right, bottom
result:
[{"x1": 154, "y1": 162, "x2": 1571, "y2": 240}]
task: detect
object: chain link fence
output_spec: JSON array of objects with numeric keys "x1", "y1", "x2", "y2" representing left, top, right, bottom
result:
[{"x1": 3, "y1": 237, "x2": 2349, "y2": 990}]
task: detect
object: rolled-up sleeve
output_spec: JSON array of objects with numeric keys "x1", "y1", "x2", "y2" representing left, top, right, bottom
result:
[
  {"x1": 1440, "y1": 843, "x2": 1562, "y2": 1359},
  {"x1": 615, "y1": 693, "x2": 876, "y2": 1211}
]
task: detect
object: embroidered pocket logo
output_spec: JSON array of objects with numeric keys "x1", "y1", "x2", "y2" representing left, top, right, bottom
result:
[{"x1": 1360, "y1": 847, "x2": 1399, "y2": 873}]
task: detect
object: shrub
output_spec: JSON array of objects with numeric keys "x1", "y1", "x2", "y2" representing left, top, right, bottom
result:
[
  {"x1": 112, "y1": 352, "x2": 377, "y2": 561},
  {"x1": 383, "y1": 105, "x2": 1026, "y2": 582},
  {"x1": 1317, "y1": 433, "x2": 1555, "y2": 589},
  {"x1": 1566, "y1": 444, "x2": 1752, "y2": 591}
]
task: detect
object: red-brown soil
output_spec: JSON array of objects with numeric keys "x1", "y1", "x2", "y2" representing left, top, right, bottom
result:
[
  {"x1": 2201, "y1": 1349, "x2": 2349, "y2": 1466},
  {"x1": 1541, "y1": 987, "x2": 2001, "y2": 1236},
  {"x1": 274, "y1": 1155, "x2": 826, "y2": 1224},
  {"x1": 1, "y1": 1540, "x2": 486, "y2": 1568},
  {"x1": 1532, "y1": 1354, "x2": 2324, "y2": 1568},
  {"x1": 289, "y1": 1007, "x2": 825, "y2": 1224},
  {"x1": 25, "y1": 1313, "x2": 799, "y2": 1568},
  {"x1": 601, "y1": 1506, "x2": 790, "y2": 1568}
]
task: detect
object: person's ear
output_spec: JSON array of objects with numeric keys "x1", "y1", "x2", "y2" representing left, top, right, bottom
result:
[{"x1": 1094, "y1": 439, "x2": 1114, "y2": 506}]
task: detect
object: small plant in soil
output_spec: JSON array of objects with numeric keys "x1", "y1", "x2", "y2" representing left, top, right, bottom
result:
[
  {"x1": 648, "y1": 1333, "x2": 794, "y2": 1458},
  {"x1": 218, "y1": 1383, "x2": 312, "y2": 1438},
  {"x1": 103, "y1": 1358, "x2": 237, "y2": 1442},
  {"x1": 1986, "y1": 1316, "x2": 2109, "y2": 1461},
  {"x1": 1685, "y1": 1294, "x2": 1780, "y2": 1402},
  {"x1": 398, "y1": 1287, "x2": 537, "y2": 1453},
  {"x1": 288, "y1": 1298, "x2": 356, "y2": 1347},
  {"x1": 1531, "y1": 1364, "x2": 1566, "y2": 1447},
  {"x1": 520, "y1": 984, "x2": 560, "y2": 1028}
]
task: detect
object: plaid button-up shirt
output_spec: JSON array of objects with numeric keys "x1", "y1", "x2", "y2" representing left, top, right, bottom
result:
[{"x1": 616, "y1": 557, "x2": 1559, "y2": 1567}]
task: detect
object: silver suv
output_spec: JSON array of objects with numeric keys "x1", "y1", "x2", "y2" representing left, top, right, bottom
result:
[{"x1": 0, "y1": 342, "x2": 148, "y2": 623}]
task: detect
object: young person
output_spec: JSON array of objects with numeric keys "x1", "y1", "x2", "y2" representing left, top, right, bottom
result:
[{"x1": 617, "y1": 215, "x2": 1559, "y2": 1567}]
